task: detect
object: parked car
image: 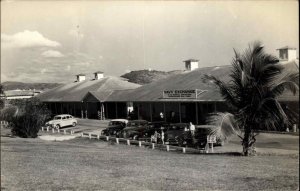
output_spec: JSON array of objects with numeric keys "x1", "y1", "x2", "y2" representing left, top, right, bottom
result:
[
  {"x1": 165, "y1": 124, "x2": 224, "y2": 148},
  {"x1": 164, "y1": 123, "x2": 189, "y2": 146},
  {"x1": 101, "y1": 119, "x2": 128, "y2": 137},
  {"x1": 139, "y1": 121, "x2": 170, "y2": 142},
  {"x1": 119, "y1": 120, "x2": 149, "y2": 139},
  {"x1": 45, "y1": 114, "x2": 77, "y2": 130}
]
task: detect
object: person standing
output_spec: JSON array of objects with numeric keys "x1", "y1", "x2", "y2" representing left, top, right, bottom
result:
[
  {"x1": 161, "y1": 130, "x2": 165, "y2": 145},
  {"x1": 189, "y1": 122, "x2": 196, "y2": 144}
]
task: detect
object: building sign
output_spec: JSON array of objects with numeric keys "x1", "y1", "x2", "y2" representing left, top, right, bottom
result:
[{"x1": 162, "y1": 89, "x2": 206, "y2": 99}]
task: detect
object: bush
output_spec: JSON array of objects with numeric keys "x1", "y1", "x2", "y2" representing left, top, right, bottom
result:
[{"x1": 8, "y1": 98, "x2": 51, "y2": 138}]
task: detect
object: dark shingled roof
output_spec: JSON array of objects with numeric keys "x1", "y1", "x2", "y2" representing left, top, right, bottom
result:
[
  {"x1": 105, "y1": 60, "x2": 299, "y2": 102},
  {"x1": 37, "y1": 76, "x2": 140, "y2": 102}
]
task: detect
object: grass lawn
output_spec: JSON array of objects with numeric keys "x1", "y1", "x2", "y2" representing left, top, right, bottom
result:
[{"x1": 1, "y1": 135, "x2": 299, "y2": 190}]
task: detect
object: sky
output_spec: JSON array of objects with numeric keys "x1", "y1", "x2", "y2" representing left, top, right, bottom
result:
[{"x1": 1, "y1": 0, "x2": 299, "y2": 83}]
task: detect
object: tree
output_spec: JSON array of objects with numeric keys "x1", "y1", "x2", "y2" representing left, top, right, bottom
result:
[
  {"x1": 0, "y1": 84, "x2": 5, "y2": 110},
  {"x1": 9, "y1": 98, "x2": 51, "y2": 138},
  {"x1": 204, "y1": 42, "x2": 299, "y2": 156}
]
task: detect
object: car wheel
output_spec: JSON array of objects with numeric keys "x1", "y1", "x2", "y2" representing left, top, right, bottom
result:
[
  {"x1": 72, "y1": 122, "x2": 76, "y2": 127},
  {"x1": 55, "y1": 124, "x2": 60, "y2": 130}
]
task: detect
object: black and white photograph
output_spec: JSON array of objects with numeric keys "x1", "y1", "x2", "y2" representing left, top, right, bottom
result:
[{"x1": 1, "y1": 0, "x2": 299, "y2": 190}]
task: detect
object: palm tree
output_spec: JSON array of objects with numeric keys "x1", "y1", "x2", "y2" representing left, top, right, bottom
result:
[{"x1": 204, "y1": 42, "x2": 299, "y2": 156}]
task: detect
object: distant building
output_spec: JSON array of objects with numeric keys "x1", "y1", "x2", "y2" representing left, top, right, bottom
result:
[{"x1": 0, "y1": 90, "x2": 42, "y2": 100}]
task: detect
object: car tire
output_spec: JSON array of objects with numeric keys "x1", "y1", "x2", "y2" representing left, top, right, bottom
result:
[
  {"x1": 55, "y1": 124, "x2": 60, "y2": 130},
  {"x1": 72, "y1": 122, "x2": 76, "y2": 127}
]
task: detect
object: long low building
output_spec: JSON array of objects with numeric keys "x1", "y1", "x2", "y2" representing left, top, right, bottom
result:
[
  {"x1": 39, "y1": 47, "x2": 299, "y2": 127},
  {"x1": 37, "y1": 71, "x2": 141, "y2": 119}
]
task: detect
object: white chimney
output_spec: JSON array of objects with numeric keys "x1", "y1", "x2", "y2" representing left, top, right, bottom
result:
[
  {"x1": 184, "y1": 59, "x2": 199, "y2": 71},
  {"x1": 277, "y1": 46, "x2": 297, "y2": 61},
  {"x1": 94, "y1": 71, "x2": 104, "y2": 80},
  {"x1": 76, "y1": 74, "x2": 86, "y2": 82}
]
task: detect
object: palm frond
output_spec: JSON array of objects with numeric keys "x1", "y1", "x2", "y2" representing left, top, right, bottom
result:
[
  {"x1": 203, "y1": 74, "x2": 238, "y2": 108},
  {"x1": 205, "y1": 112, "x2": 241, "y2": 141}
]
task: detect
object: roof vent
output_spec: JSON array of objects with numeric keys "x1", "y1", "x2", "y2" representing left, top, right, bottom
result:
[
  {"x1": 184, "y1": 59, "x2": 199, "y2": 71},
  {"x1": 94, "y1": 71, "x2": 104, "y2": 80},
  {"x1": 277, "y1": 46, "x2": 297, "y2": 61},
  {"x1": 76, "y1": 74, "x2": 86, "y2": 82}
]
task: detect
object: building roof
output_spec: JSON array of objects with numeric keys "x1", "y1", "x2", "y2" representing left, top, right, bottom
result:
[
  {"x1": 106, "y1": 60, "x2": 299, "y2": 102},
  {"x1": 76, "y1": 73, "x2": 86, "y2": 76},
  {"x1": 94, "y1": 71, "x2": 104, "y2": 74},
  {"x1": 183, "y1": 59, "x2": 199, "y2": 62},
  {"x1": 276, "y1": 46, "x2": 297, "y2": 50},
  {"x1": 37, "y1": 76, "x2": 140, "y2": 102}
]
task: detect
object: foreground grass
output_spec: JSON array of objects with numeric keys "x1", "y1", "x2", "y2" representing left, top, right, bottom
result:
[{"x1": 1, "y1": 136, "x2": 299, "y2": 191}]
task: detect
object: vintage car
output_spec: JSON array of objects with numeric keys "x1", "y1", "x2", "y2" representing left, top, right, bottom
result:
[
  {"x1": 138, "y1": 121, "x2": 170, "y2": 141},
  {"x1": 164, "y1": 123, "x2": 190, "y2": 145},
  {"x1": 101, "y1": 119, "x2": 128, "y2": 137},
  {"x1": 45, "y1": 114, "x2": 77, "y2": 130},
  {"x1": 119, "y1": 120, "x2": 149, "y2": 139},
  {"x1": 165, "y1": 124, "x2": 224, "y2": 148}
]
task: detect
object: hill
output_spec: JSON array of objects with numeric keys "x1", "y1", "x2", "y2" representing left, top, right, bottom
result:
[
  {"x1": 121, "y1": 70, "x2": 183, "y2": 85},
  {"x1": 1, "y1": 81, "x2": 63, "y2": 91}
]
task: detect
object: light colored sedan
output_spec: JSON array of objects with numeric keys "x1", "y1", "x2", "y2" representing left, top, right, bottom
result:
[{"x1": 45, "y1": 114, "x2": 77, "y2": 130}]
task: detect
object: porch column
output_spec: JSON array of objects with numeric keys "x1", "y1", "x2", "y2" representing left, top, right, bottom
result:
[
  {"x1": 179, "y1": 102, "x2": 181, "y2": 123},
  {"x1": 150, "y1": 103, "x2": 153, "y2": 122},
  {"x1": 115, "y1": 102, "x2": 118, "y2": 118},
  {"x1": 137, "y1": 103, "x2": 140, "y2": 119},
  {"x1": 214, "y1": 102, "x2": 217, "y2": 112},
  {"x1": 163, "y1": 102, "x2": 166, "y2": 122},
  {"x1": 81, "y1": 101, "x2": 84, "y2": 119},
  {"x1": 85, "y1": 102, "x2": 88, "y2": 119},
  {"x1": 55, "y1": 102, "x2": 57, "y2": 114},
  {"x1": 196, "y1": 102, "x2": 199, "y2": 125}
]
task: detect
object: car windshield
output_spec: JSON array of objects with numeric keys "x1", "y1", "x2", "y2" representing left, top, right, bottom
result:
[
  {"x1": 54, "y1": 116, "x2": 61, "y2": 120},
  {"x1": 109, "y1": 121, "x2": 125, "y2": 126}
]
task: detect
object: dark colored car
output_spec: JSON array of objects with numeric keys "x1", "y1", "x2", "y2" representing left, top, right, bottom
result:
[
  {"x1": 165, "y1": 124, "x2": 224, "y2": 148},
  {"x1": 101, "y1": 119, "x2": 128, "y2": 137},
  {"x1": 138, "y1": 121, "x2": 170, "y2": 141},
  {"x1": 164, "y1": 123, "x2": 190, "y2": 145},
  {"x1": 120, "y1": 120, "x2": 149, "y2": 139}
]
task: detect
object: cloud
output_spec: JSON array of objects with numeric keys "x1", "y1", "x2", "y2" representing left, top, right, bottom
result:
[
  {"x1": 69, "y1": 29, "x2": 84, "y2": 39},
  {"x1": 1, "y1": 30, "x2": 61, "y2": 49},
  {"x1": 41, "y1": 50, "x2": 64, "y2": 58}
]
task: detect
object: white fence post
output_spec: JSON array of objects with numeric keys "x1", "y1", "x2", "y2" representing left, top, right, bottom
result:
[
  {"x1": 81, "y1": 133, "x2": 83, "y2": 137},
  {"x1": 42, "y1": 127, "x2": 44, "y2": 131},
  {"x1": 166, "y1": 145, "x2": 170, "y2": 152},
  {"x1": 182, "y1": 147, "x2": 186, "y2": 153},
  {"x1": 116, "y1": 138, "x2": 119, "y2": 144},
  {"x1": 97, "y1": 134, "x2": 100, "y2": 140},
  {"x1": 71, "y1": 130, "x2": 74, "y2": 135},
  {"x1": 106, "y1": 136, "x2": 109, "y2": 141},
  {"x1": 63, "y1": 130, "x2": 66, "y2": 134},
  {"x1": 58, "y1": 129, "x2": 60, "y2": 133},
  {"x1": 52, "y1": 128, "x2": 54, "y2": 133},
  {"x1": 152, "y1": 143, "x2": 155, "y2": 149},
  {"x1": 89, "y1": 133, "x2": 91, "y2": 139},
  {"x1": 139, "y1": 141, "x2": 142, "y2": 147},
  {"x1": 211, "y1": 143, "x2": 214, "y2": 153},
  {"x1": 127, "y1": 139, "x2": 130, "y2": 145},
  {"x1": 47, "y1": 127, "x2": 49, "y2": 132}
]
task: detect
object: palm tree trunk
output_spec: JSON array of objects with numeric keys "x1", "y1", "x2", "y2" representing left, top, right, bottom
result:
[{"x1": 242, "y1": 125, "x2": 255, "y2": 156}]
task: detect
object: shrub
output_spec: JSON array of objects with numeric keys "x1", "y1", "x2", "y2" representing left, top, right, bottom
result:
[{"x1": 8, "y1": 98, "x2": 51, "y2": 138}]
